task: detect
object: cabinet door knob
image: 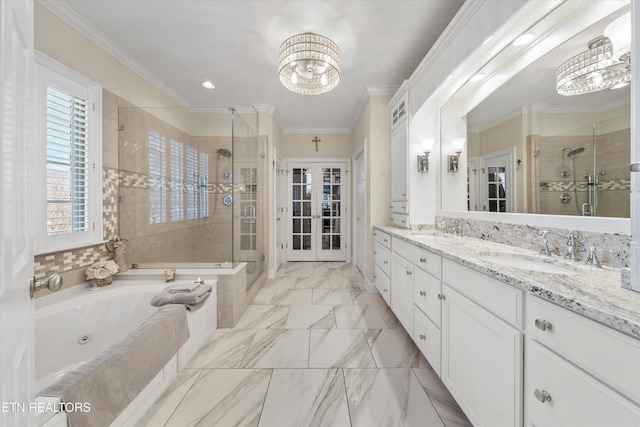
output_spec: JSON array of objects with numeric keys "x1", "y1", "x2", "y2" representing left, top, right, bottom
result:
[
  {"x1": 437, "y1": 293, "x2": 445, "y2": 300},
  {"x1": 384, "y1": 261, "x2": 388, "y2": 264},
  {"x1": 383, "y1": 288, "x2": 388, "y2": 292},
  {"x1": 419, "y1": 257, "x2": 427, "y2": 263},
  {"x1": 406, "y1": 270, "x2": 412, "y2": 276},
  {"x1": 534, "y1": 319, "x2": 553, "y2": 331},
  {"x1": 383, "y1": 239, "x2": 388, "y2": 243},
  {"x1": 534, "y1": 389, "x2": 552, "y2": 404},
  {"x1": 373, "y1": 251, "x2": 377, "y2": 254},
  {"x1": 419, "y1": 334, "x2": 426, "y2": 341},
  {"x1": 419, "y1": 291, "x2": 426, "y2": 297}
]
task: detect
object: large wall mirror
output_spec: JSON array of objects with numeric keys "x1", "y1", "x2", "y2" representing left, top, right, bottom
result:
[{"x1": 440, "y1": 0, "x2": 631, "y2": 224}]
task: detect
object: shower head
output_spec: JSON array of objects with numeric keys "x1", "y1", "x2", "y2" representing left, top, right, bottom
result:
[
  {"x1": 217, "y1": 148, "x2": 232, "y2": 158},
  {"x1": 566, "y1": 147, "x2": 585, "y2": 158}
]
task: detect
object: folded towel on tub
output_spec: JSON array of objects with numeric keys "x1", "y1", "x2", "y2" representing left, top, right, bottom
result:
[
  {"x1": 151, "y1": 283, "x2": 212, "y2": 311},
  {"x1": 167, "y1": 283, "x2": 200, "y2": 293},
  {"x1": 38, "y1": 304, "x2": 189, "y2": 427}
]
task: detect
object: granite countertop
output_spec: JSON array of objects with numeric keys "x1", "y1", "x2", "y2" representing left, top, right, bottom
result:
[{"x1": 375, "y1": 225, "x2": 640, "y2": 339}]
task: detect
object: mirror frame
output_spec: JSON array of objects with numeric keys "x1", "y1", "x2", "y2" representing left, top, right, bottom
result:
[{"x1": 437, "y1": 0, "x2": 632, "y2": 234}]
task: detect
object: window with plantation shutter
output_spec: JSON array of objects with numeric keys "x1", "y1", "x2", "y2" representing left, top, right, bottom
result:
[
  {"x1": 170, "y1": 139, "x2": 184, "y2": 221},
  {"x1": 149, "y1": 130, "x2": 167, "y2": 224},
  {"x1": 37, "y1": 53, "x2": 102, "y2": 254},
  {"x1": 200, "y1": 153, "x2": 209, "y2": 218},
  {"x1": 45, "y1": 84, "x2": 89, "y2": 236},
  {"x1": 186, "y1": 146, "x2": 198, "y2": 220}
]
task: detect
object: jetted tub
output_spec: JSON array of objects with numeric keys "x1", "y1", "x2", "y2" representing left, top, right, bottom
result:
[{"x1": 35, "y1": 278, "x2": 217, "y2": 426}]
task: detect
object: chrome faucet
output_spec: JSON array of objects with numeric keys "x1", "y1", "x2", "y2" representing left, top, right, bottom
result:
[
  {"x1": 565, "y1": 232, "x2": 577, "y2": 260},
  {"x1": 585, "y1": 246, "x2": 601, "y2": 268},
  {"x1": 539, "y1": 230, "x2": 578, "y2": 260}
]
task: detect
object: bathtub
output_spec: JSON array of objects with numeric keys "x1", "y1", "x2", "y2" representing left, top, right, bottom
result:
[{"x1": 35, "y1": 279, "x2": 217, "y2": 426}]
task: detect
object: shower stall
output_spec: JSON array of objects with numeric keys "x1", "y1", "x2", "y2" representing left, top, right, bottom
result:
[
  {"x1": 534, "y1": 114, "x2": 630, "y2": 217},
  {"x1": 117, "y1": 106, "x2": 264, "y2": 289}
]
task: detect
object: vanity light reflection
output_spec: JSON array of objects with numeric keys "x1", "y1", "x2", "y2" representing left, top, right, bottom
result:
[{"x1": 448, "y1": 138, "x2": 466, "y2": 173}]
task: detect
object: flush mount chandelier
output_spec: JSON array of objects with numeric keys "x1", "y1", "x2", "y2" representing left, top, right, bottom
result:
[
  {"x1": 278, "y1": 32, "x2": 340, "y2": 95},
  {"x1": 556, "y1": 13, "x2": 631, "y2": 96}
]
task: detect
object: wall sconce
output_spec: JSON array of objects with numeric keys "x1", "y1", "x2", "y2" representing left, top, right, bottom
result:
[
  {"x1": 448, "y1": 138, "x2": 466, "y2": 173},
  {"x1": 417, "y1": 138, "x2": 435, "y2": 173}
]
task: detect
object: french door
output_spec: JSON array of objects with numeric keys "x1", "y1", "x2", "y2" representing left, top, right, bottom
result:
[{"x1": 287, "y1": 162, "x2": 347, "y2": 261}]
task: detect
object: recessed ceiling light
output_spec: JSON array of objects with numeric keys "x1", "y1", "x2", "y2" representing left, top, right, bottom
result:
[
  {"x1": 469, "y1": 73, "x2": 486, "y2": 82},
  {"x1": 201, "y1": 80, "x2": 215, "y2": 89},
  {"x1": 512, "y1": 33, "x2": 535, "y2": 47}
]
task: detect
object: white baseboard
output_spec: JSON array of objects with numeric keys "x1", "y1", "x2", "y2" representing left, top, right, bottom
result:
[{"x1": 365, "y1": 276, "x2": 378, "y2": 293}]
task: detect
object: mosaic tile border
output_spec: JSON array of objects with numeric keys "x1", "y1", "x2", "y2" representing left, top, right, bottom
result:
[{"x1": 539, "y1": 178, "x2": 630, "y2": 192}]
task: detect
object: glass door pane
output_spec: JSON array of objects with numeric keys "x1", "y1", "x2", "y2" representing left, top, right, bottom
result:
[
  {"x1": 289, "y1": 166, "x2": 315, "y2": 260},
  {"x1": 317, "y1": 165, "x2": 346, "y2": 260}
]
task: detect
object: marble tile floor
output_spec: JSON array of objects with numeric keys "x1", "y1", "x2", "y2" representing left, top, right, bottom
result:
[{"x1": 137, "y1": 262, "x2": 472, "y2": 427}]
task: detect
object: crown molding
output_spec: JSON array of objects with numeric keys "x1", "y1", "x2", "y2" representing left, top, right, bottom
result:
[
  {"x1": 282, "y1": 127, "x2": 352, "y2": 135},
  {"x1": 37, "y1": 0, "x2": 190, "y2": 107},
  {"x1": 349, "y1": 85, "x2": 398, "y2": 132}
]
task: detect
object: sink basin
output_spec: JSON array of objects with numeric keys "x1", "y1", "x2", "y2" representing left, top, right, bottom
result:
[{"x1": 477, "y1": 252, "x2": 578, "y2": 276}]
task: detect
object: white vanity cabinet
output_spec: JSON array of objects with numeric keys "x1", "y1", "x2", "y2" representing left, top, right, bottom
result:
[
  {"x1": 525, "y1": 296, "x2": 640, "y2": 426},
  {"x1": 390, "y1": 86, "x2": 410, "y2": 229},
  {"x1": 373, "y1": 231, "x2": 392, "y2": 305},
  {"x1": 441, "y1": 259, "x2": 524, "y2": 427}
]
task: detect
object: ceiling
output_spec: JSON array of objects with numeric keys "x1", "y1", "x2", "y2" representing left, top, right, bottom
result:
[{"x1": 44, "y1": 0, "x2": 465, "y2": 133}]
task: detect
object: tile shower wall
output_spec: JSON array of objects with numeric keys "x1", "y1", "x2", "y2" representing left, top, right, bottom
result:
[
  {"x1": 433, "y1": 216, "x2": 630, "y2": 269},
  {"x1": 534, "y1": 128, "x2": 630, "y2": 218},
  {"x1": 117, "y1": 107, "x2": 236, "y2": 265}
]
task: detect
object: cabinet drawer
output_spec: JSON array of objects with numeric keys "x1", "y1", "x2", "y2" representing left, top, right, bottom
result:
[
  {"x1": 391, "y1": 213, "x2": 409, "y2": 229},
  {"x1": 527, "y1": 295, "x2": 640, "y2": 404},
  {"x1": 526, "y1": 339, "x2": 640, "y2": 426},
  {"x1": 374, "y1": 265, "x2": 391, "y2": 306},
  {"x1": 414, "y1": 268, "x2": 441, "y2": 327},
  {"x1": 414, "y1": 307, "x2": 441, "y2": 375},
  {"x1": 393, "y1": 237, "x2": 441, "y2": 279},
  {"x1": 374, "y1": 242, "x2": 390, "y2": 276},
  {"x1": 374, "y1": 230, "x2": 391, "y2": 249},
  {"x1": 442, "y1": 258, "x2": 522, "y2": 328},
  {"x1": 391, "y1": 201, "x2": 409, "y2": 214}
]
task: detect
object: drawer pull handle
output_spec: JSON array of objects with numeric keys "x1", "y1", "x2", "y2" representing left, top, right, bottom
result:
[
  {"x1": 383, "y1": 288, "x2": 388, "y2": 292},
  {"x1": 437, "y1": 294, "x2": 445, "y2": 300},
  {"x1": 419, "y1": 334, "x2": 426, "y2": 341},
  {"x1": 384, "y1": 261, "x2": 388, "y2": 264},
  {"x1": 419, "y1": 257, "x2": 427, "y2": 263},
  {"x1": 406, "y1": 270, "x2": 412, "y2": 276},
  {"x1": 534, "y1": 389, "x2": 552, "y2": 404},
  {"x1": 374, "y1": 251, "x2": 377, "y2": 254},
  {"x1": 419, "y1": 291, "x2": 426, "y2": 297},
  {"x1": 534, "y1": 319, "x2": 553, "y2": 331},
  {"x1": 384, "y1": 239, "x2": 388, "y2": 243}
]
